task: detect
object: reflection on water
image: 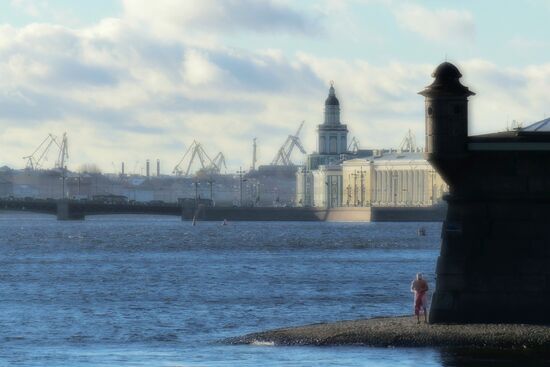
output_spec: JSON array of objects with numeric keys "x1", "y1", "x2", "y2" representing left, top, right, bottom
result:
[{"x1": 440, "y1": 349, "x2": 550, "y2": 367}]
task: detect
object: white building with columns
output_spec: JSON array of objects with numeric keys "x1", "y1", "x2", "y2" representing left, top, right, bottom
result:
[
  {"x1": 310, "y1": 165, "x2": 344, "y2": 208},
  {"x1": 341, "y1": 151, "x2": 447, "y2": 207}
]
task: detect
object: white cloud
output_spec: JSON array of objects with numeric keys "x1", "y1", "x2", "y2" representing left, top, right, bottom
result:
[
  {"x1": 10, "y1": 0, "x2": 43, "y2": 17},
  {"x1": 394, "y1": 4, "x2": 475, "y2": 43},
  {"x1": 10, "y1": 0, "x2": 80, "y2": 26},
  {"x1": 459, "y1": 60, "x2": 550, "y2": 132},
  {"x1": 181, "y1": 49, "x2": 224, "y2": 86},
  {"x1": 0, "y1": 19, "x2": 324, "y2": 172},
  {"x1": 121, "y1": 0, "x2": 322, "y2": 40},
  {"x1": 1, "y1": 4, "x2": 549, "y2": 173}
]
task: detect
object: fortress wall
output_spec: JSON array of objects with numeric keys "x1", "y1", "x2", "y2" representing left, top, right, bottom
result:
[{"x1": 431, "y1": 150, "x2": 550, "y2": 323}]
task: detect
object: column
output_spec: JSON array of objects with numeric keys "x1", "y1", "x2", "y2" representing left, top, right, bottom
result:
[
  {"x1": 413, "y1": 171, "x2": 418, "y2": 204},
  {"x1": 407, "y1": 169, "x2": 414, "y2": 205},
  {"x1": 380, "y1": 171, "x2": 385, "y2": 205},
  {"x1": 383, "y1": 171, "x2": 388, "y2": 205},
  {"x1": 399, "y1": 170, "x2": 405, "y2": 204},
  {"x1": 419, "y1": 170, "x2": 426, "y2": 205}
]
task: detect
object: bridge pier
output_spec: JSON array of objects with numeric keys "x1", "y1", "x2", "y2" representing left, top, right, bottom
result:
[{"x1": 56, "y1": 200, "x2": 85, "y2": 220}]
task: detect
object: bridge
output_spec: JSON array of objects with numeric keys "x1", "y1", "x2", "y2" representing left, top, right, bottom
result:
[
  {"x1": 0, "y1": 198, "x2": 445, "y2": 222},
  {"x1": 0, "y1": 198, "x2": 183, "y2": 220}
]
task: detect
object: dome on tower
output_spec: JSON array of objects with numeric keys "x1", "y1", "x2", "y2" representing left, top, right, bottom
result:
[
  {"x1": 419, "y1": 62, "x2": 475, "y2": 97},
  {"x1": 325, "y1": 84, "x2": 340, "y2": 106},
  {"x1": 432, "y1": 62, "x2": 462, "y2": 81}
]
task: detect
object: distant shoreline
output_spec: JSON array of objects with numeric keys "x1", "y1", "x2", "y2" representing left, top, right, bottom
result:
[{"x1": 225, "y1": 316, "x2": 550, "y2": 349}]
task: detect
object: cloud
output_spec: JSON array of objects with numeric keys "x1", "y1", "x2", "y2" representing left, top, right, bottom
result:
[
  {"x1": 394, "y1": 4, "x2": 475, "y2": 43},
  {"x1": 10, "y1": 0, "x2": 44, "y2": 17},
  {"x1": 1, "y1": 4, "x2": 550, "y2": 174},
  {"x1": 10, "y1": 0, "x2": 80, "y2": 26},
  {"x1": 121, "y1": 0, "x2": 322, "y2": 39},
  {"x1": 0, "y1": 20, "x2": 326, "y2": 172},
  {"x1": 181, "y1": 49, "x2": 224, "y2": 86},
  {"x1": 459, "y1": 60, "x2": 550, "y2": 132}
]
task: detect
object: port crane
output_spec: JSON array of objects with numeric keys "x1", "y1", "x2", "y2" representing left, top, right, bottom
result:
[
  {"x1": 399, "y1": 129, "x2": 417, "y2": 152},
  {"x1": 209, "y1": 152, "x2": 227, "y2": 174},
  {"x1": 271, "y1": 121, "x2": 307, "y2": 166},
  {"x1": 173, "y1": 140, "x2": 227, "y2": 176},
  {"x1": 348, "y1": 137, "x2": 360, "y2": 153},
  {"x1": 23, "y1": 132, "x2": 69, "y2": 170},
  {"x1": 56, "y1": 133, "x2": 69, "y2": 170}
]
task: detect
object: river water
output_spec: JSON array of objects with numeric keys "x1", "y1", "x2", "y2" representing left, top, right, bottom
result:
[{"x1": 0, "y1": 213, "x2": 546, "y2": 366}]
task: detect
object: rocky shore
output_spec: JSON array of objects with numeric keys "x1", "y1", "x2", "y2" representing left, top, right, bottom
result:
[{"x1": 225, "y1": 316, "x2": 550, "y2": 349}]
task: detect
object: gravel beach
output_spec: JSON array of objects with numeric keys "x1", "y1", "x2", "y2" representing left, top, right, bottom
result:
[{"x1": 225, "y1": 316, "x2": 550, "y2": 349}]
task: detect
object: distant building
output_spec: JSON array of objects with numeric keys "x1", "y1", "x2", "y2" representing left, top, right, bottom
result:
[
  {"x1": 297, "y1": 83, "x2": 347, "y2": 207},
  {"x1": 0, "y1": 167, "x2": 14, "y2": 197},
  {"x1": 297, "y1": 83, "x2": 371, "y2": 207},
  {"x1": 342, "y1": 151, "x2": 447, "y2": 207},
  {"x1": 246, "y1": 165, "x2": 296, "y2": 207},
  {"x1": 310, "y1": 164, "x2": 344, "y2": 208},
  {"x1": 296, "y1": 83, "x2": 448, "y2": 208},
  {"x1": 306, "y1": 82, "x2": 349, "y2": 171},
  {"x1": 0, "y1": 179, "x2": 12, "y2": 197}
]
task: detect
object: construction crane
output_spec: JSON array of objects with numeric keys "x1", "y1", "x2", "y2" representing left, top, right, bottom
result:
[
  {"x1": 399, "y1": 129, "x2": 417, "y2": 152},
  {"x1": 348, "y1": 137, "x2": 360, "y2": 153},
  {"x1": 271, "y1": 121, "x2": 307, "y2": 166},
  {"x1": 55, "y1": 133, "x2": 69, "y2": 170},
  {"x1": 23, "y1": 133, "x2": 68, "y2": 170},
  {"x1": 173, "y1": 140, "x2": 218, "y2": 176},
  {"x1": 209, "y1": 152, "x2": 227, "y2": 174}
]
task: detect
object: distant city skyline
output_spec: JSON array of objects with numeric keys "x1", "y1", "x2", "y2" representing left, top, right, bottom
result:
[{"x1": 1, "y1": 0, "x2": 550, "y2": 172}]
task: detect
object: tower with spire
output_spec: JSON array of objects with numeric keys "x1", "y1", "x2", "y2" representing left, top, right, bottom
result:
[
  {"x1": 297, "y1": 82, "x2": 353, "y2": 208},
  {"x1": 317, "y1": 82, "x2": 348, "y2": 155}
]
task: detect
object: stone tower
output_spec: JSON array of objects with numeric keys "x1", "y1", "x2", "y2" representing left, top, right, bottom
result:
[
  {"x1": 421, "y1": 62, "x2": 550, "y2": 324},
  {"x1": 318, "y1": 83, "x2": 348, "y2": 155},
  {"x1": 419, "y1": 62, "x2": 475, "y2": 185}
]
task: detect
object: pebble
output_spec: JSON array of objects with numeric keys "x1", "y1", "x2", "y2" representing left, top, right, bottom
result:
[{"x1": 224, "y1": 316, "x2": 550, "y2": 349}]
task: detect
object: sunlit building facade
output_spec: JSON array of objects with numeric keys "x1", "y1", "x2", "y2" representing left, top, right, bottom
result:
[{"x1": 342, "y1": 151, "x2": 447, "y2": 207}]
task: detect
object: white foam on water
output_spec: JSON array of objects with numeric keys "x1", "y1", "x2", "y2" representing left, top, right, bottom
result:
[{"x1": 250, "y1": 340, "x2": 275, "y2": 347}]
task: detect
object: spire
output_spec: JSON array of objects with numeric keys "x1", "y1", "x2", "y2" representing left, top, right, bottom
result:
[{"x1": 325, "y1": 82, "x2": 339, "y2": 106}]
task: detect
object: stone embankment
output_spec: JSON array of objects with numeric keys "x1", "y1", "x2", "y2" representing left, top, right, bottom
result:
[{"x1": 225, "y1": 316, "x2": 550, "y2": 349}]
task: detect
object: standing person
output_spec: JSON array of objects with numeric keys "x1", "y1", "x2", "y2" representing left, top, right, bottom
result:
[{"x1": 411, "y1": 273, "x2": 429, "y2": 324}]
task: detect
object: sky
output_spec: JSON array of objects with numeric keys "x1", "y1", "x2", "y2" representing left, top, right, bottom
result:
[{"x1": 1, "y1": 0, "x2": 550, "y2": 173}]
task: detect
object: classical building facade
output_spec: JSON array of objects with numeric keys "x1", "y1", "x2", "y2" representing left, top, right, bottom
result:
[
  {"x1": 310, "y1": 165, "x2": 343, "y2": 208},
  {"x1": 342, "y1": 151, "x2": 447, "y2": 207}
]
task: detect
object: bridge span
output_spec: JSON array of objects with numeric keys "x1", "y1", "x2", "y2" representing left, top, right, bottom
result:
[
  {"x1": 0, "y1": 198, "x2": 445, "y2": 222},
  {"x1": 0, "y1": 198, "x2": 183, "y2": 220}
]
